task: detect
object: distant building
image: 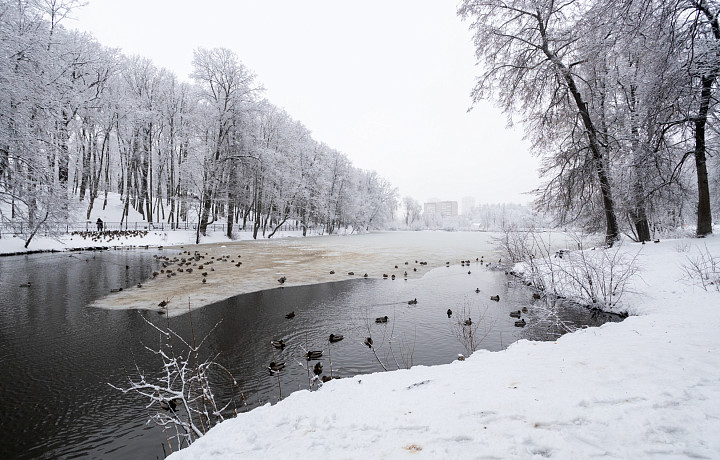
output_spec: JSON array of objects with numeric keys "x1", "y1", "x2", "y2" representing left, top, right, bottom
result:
[
  {"x1": 424, "y1": 201, "x2": 458, "y2": 217},
  {"x1": 461, "y1": 197, "x2": 476, "y2": 215}
]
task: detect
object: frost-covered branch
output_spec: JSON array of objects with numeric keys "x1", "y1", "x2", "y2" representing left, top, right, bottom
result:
[{"x1": 109, "y1": 314, "x2": 241, "y2": 453}]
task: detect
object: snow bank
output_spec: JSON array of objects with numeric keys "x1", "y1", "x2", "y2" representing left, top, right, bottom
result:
[{"x1": 170, "y1": 236, "x2": 720, "y2": 459}]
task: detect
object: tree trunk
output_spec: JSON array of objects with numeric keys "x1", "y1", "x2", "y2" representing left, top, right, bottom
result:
[
  {"x1": 226, "y1": 199, "x2": 235, "y2": 239},
  {"x1": 694, "y1": 75, "x2": 714, "y2": 237}
]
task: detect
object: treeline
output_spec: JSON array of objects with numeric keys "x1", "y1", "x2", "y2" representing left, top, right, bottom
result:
[
  {"x1": 0, "y1": 1, "x2": 397, "y2": 246},
  {"x1": 460, "y1": 0, "x2": 719, "y2": 244}
]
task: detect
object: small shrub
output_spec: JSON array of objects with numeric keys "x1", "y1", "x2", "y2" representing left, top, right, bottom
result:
[{"x1": 681, "y1": 244, "x2": 720, "y2": 291}]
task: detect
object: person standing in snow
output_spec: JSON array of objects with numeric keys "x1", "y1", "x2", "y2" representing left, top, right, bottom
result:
[{"x1": 96, "y1": 218, "x2": 104, "y2": 232}]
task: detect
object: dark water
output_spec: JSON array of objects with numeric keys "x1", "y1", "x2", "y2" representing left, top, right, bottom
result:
[{"x1": 0, "y1": 251, "x2": 621, "y2": 459}]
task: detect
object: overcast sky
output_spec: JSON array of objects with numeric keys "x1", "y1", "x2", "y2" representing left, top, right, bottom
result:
[{"x1": 71, "y1": 1, "x2": 539, "y2": 210}]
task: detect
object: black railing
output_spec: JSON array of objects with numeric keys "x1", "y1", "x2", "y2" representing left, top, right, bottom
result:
[{"x1": 0, "y1": 221, "x2": 308, "y2": 237}]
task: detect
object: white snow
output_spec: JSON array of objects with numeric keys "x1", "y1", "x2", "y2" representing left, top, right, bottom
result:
[{"x1": 166, "y1": 236, "x2": 720, "y2": 459}]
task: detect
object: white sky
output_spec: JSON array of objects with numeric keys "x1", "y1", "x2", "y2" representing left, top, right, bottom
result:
[{"x1": 70, "y1": 1, "x2": 540, "y2": 209}]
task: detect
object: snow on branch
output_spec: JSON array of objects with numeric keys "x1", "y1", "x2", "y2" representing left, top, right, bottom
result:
[{"x1": 109, "y1": 313, "x2": 244, "y2": 453}]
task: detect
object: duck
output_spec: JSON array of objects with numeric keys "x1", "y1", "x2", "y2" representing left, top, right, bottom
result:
[
  {"x1": 268, "y1": 361, "x2": 286, "y2": 372},
  {"x1": 509, "y1": 310, "x2": 521, "y2": 318},
  {"x1": 490, "y1": 295, "x2": 500, "y2": 302},
  {"x1": 391, "y1": 274, "x2": 396, "y2": 280},
  {"x1": 521, "y1": 307, "x2": 528, "y2": 313},
  {"x1": 306, "y1": 350, "x2": 323, "y2": 360},
  {"x1": 364, "y1": 273, "x2": 368, "y2": 278},
  {"x1": 19, "y1": 282, "x2": 32, "y2": 288},
  {"x1": 514, "y1": 318, "x2": 526, "y2": 327},
  {"x1": 278, "y1": 276, "x2": 287, "y2": 284},
  {"x1": 348, "y1": 271, "x2": 355, "y2": 276},
  {"x1": 322, "y1": 375, "x2": 339, "y2": 383},
  {"x1": 532, "y1": 293, "x2": 541, "y2": 300},
  {"x1": 160, "y1": 398, "x2": 180, "y2": 411},
  {"x1": 464, "y1": 318, "x2": 473, "y2": 326},
  {"x1": 313, "y1": 362, "x2": 323, "y2": 376},
  {"x1": 447, "y1": 309, "x2": 453, "y2": 317},
  {"x1": 408, "y1": 298, "x2": 417, "y2": 305},
  {"x1": 329, "y1": 334, "x2": 344, "y2": 343},
  {"x1": 375, "y1": 316, "x2": 389, "y2": 323},
  {"x1": 329, "y1": 270, "x2": 335, "y2": 274},
  {"x1": 285, "y1": 311, "x2": 295, "y2": 319},
  {"x1": 270, "y1": 340, "x2": 286, "y2": 349},
  {"x1": 364, "y1": 337, "x2": 374, "y2": 348},
  {"x1": 468, "y1": 270, "x2": 472, "y2": 275},
  {"x1": 475, "y1": 288, "x2": 480, "y2": 293}
]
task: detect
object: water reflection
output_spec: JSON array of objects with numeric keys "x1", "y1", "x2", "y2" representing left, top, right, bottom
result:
[{"x1": 0, "y1": 251, "x2": 622, "y2": 459}]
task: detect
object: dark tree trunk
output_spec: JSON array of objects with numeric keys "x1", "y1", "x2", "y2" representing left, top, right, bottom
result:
[
  {"x1": 694, "y1": 75, "x2": 713, "y2": 237},
  {"x1": 226, "y1": 199, "x2": 235, "y2": 239},
  {"x1": 631, "y1": 210, "x2": 651, "y2": 242},
  {"x1": 199, "y1": 192, "x2": 212, "y2": 236}
]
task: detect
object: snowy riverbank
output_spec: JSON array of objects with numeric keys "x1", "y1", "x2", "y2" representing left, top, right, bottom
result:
[{"x1": 168, "y1": 236, "x2": 720, "y2": 459}]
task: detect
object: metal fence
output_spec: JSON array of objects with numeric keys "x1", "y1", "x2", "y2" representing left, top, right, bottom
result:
[{"x1": 0, "y1": 221, "x2": 306, "y2": 237}]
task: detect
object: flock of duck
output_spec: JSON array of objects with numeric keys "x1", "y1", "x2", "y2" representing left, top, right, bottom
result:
[
  {"x1": 80, "y1": 248, "x2": 539, "y2": 383},
  {"x1": 260, "y1": 255, "x2": 537, "y2": 379},
  {"x1": 70, "y1": 229, "x2": 150, "y2": 243},
  {"x1": 150, "y1": 250, "x2": 243, "y2": 292},
  {"x1": 267, "y1": 314, "x2": 345, "y2": 383}
]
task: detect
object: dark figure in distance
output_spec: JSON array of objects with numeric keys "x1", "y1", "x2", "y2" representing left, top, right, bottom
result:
[{"x1": 96, "y1": 218, "x2": 103, "y2": 231}]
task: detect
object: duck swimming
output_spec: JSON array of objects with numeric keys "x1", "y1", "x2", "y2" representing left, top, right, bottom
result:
[
  {"x1": 490, "y1": 295, "x2": 500, "y2": 302},
  {"x1": 375, "y1": 316, "x2": 389, "y2": 323},
  {"x1": 268, "y1": 361, "x2": 286, "y2": 372},
  {"x1": 271, "y1": 340, "x2": 286, "y2": 349},
  {"x1": 306, "y1": 350, "x2": 323, "y2": 360},
  {"x1": 408, "y1": 298, "x2": 418, "y2": 305},
  {"x1": 509, "y1": 310, "x2": 521, "y2": 318},
  {"x1": 464, "y1": 318, "x2": 473, "y2": 326},
  {"x1": 328, "y1": 334, "x2": 344, "y2": 343},
  {"x1": 447, "y1": 309, "x2": 453, "y2": 317},
  {"x1": 514, "y1": 318, "x2": 526, "y2": 327},
  {"x1": 285, "y1": 312, "x2": 295, "y2": 319},
  {"x1": 364, "y1": 337, "x2": 373, "y2": 348}
]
